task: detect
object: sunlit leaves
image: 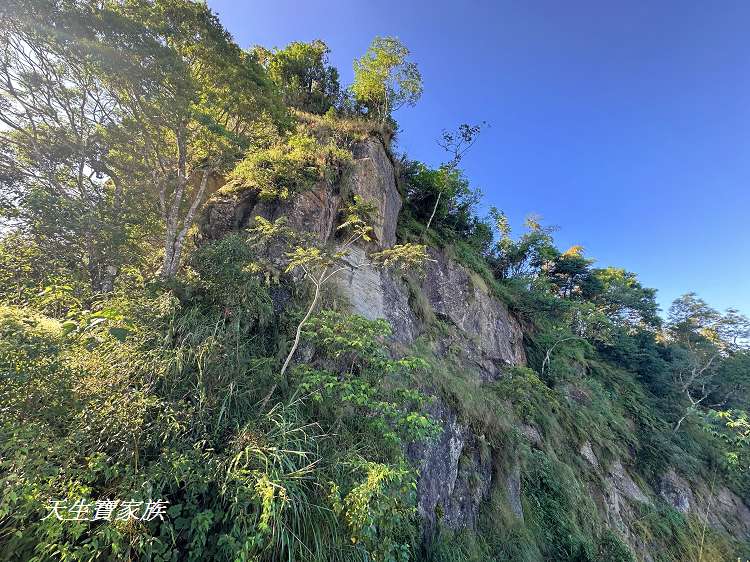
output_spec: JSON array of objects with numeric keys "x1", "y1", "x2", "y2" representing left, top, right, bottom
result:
[{"x1": 352, "y1": 37, "x2": 422, "y2": 124}]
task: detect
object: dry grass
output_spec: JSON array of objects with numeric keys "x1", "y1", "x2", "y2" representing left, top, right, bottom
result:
[{"x1": 293, "y1": 109, "x2": 393, "y2": 149}]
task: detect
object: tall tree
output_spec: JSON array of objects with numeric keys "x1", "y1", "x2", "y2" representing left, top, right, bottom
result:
[
  {"x1": 0, "y1": 0, "x2": 130, "y2": 293},
  {"x1": 423, "y1": 123, "x2": 485, "y2": 233},
  {"x1": 105, "y1": 0, "x2": 287, "y2": 279},
  {"x1": 255, "y1": 40, "x2": 340, "y2": 114},
  {"x1": 352, "y1": 37, "x2": 422, "y2": 124},
  {"x1": 0, "y1": 0, "x2": 287, "y2": 286},
  {"x1": 667, "y1": 293, "x2": 750, "y2": 431}
]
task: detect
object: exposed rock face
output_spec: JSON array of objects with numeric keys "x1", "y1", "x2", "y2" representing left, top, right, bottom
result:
[
  {"x1": 342, "y1": 138, "x2": 401, "y2": 248},
  {"x1": 659, "y1": 468, "x2": 750, "y2": 539},
  {"x1": 659, "y1": 468, "x2": 693, "y2": 513},
  {"x1": 332, "y1": 246, "x2": 418, "y2": 345},
  {"x1": 198, "y1": 136, "x2": 399, "y2": 247},
  {"x1": 709, "y1": 486, "x2": 750, "y2": 538},
  {"x1": 607, "y1": 460, "x2": 651, "y2": 506},
  {"x1": 199, "y1": 179, "x2": 342, "y2": 245},
  {"x1": 199, "y1": 188, "x2": 257, "y2": 242},
  {"x1": 406, "y1": 400, "x2": 493, "y2": 540},
  {"x1": 504, "y1": 461, "x2": 524, "y2": 521},
  {"x1": 580, "y1": 441, "x2": 599, "y2": 468},
  {"x1": 422, "y1": 249, "x2": 526, "y2": 373},
  {"x1": 195, "y1": 132, "x2": 547, "y2": 549},
  {"x1": 592, "y1": 459, "x2": 652, "y2": 544},
  {"x1": 520, "y1": 424, "x2": 543, "y2": 448}
]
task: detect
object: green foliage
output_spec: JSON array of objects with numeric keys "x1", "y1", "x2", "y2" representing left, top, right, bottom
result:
[
  {"x1": 630, "y1": 503, "x2": 738, "y2": 562},
  {"x1": 401, "y1": 162, "x2": 484, "y2": 244},
  {"x1": 225, "y1": 130, "x2": 352, "y2": 199},
  {"x1": 702, "y1": 409, "x2": 750, "y2": 494},
  {"x1": 352, "y1": 37, "x2": 423, "y2": 124},
  {"x1": 489, "y1": 211, "x2": 558, "y2": 281},
  {"x1": 189, "y1": 233, "x2": 275, "y2": 316},
  {"x1": 371, "y1": 243, "x2": 431, "y2": 273},
  {"x1": 257, "y1": 40, "x2": 341, "y2": 114},
  {"x1": 584, "y1": 267, "x2": 660, "y2": 329},
  {"x1": 522, "y1": 449, "x2": 599, "y2": 561},
  {"x1": 0, "y1": 288, "x2": 432, "y2": 560},
  {"x1": 298, "y1": 311, "x2": 437, "y2": 447},
  {"x1": 330, "y1": 460, "x2": 417, "y2": 562},
  {"x1": 1, "y1": 3, "x2": 748, "y2": 560}
]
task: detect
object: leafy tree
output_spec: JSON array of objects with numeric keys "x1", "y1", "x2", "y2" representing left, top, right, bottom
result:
[
  {"x1": 402, "y1": 160, "x2": 485, "y2": 245},
  {"x1": 255, "y1": 40, "x2": 341, "y2": 114},
  {"x1": 667, "y1": 293, "x2": 750, "y2": 432},
  {"x1": 490, "y1": 210, "x2": 558, "y2": 280},
  {"x1": 584, "y1": 267, "x2": 660, "y2": 329},
  {"x1": 0, "y1": 0, "x2": 288, "y2": 286},
  {"x1": 545, "y1": 245, "x2": 595, "y2": 299},
  {"x1": 423, "y1": 122, "x2": 486, "y2": 233},
  {"x1": 540, "y1": 300, "x2": 613, "y2": 377},
  {"x1": 0, "y1": 0, "x2": 136, "y2": 293},
  {"x1": 352, "y1": 37, "x2": 422, "y2": 124},
  {"x1": 708, "y1": 409, "x2": 750, "y2": 473},
  {"x1": 248, "y1": 196, "x2": 429, "y2": 399},
  {"x1": 104, "y1": 0, "x2": 287, "y2": 279}
]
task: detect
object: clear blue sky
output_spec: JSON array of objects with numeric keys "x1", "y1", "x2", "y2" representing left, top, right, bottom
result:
[{"x1": 209, "y1": 0, "x2": 750, "y2": 317}]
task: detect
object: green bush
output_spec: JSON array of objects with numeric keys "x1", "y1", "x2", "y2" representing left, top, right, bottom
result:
[{"x1": 224, "y1": 130, "x2": 352, "y2": 199}]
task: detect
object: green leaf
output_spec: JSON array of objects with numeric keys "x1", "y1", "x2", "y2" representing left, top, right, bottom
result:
[{"x1": 108, "y1": 327, "x2": 130, "y2": 341}]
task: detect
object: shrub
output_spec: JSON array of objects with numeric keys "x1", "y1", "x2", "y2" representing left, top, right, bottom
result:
[{"x1": 224, "y1": 130, "x2": 352, "y2": 199}]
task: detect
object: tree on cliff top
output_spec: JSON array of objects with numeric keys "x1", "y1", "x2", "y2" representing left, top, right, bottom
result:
[
  {"x1": 255, "y1": 40, "x2": 341, "y2": 114},
  {"x1": 352, "y1": 36, "x2": 422, "y2": 124}
]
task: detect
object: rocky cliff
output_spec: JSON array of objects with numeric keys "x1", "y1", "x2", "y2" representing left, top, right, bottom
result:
[{"x1": 199, "y1": 133, "x2": 750, "y2": 560}]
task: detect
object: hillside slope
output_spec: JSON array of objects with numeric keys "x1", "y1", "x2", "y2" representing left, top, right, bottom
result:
[{"x1": 197, "y1": 125, "x2": 750, "y2": 560}]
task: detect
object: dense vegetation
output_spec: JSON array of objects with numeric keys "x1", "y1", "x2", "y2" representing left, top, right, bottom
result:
[{"x1": 1, "y1": 1, "x2": 748, "y2": 561}]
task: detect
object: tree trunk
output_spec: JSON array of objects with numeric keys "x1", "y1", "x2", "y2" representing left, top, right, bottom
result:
[
  {"x1": 673, "y1": 413, "x2": 688, "y2": 433},
  {"x1": 280, "y1": 275, "x2": 323, "y2": 378},
  {"x1": 424, "y1": 190, "x2": 442, "y2": 233},
  {"x1": 99, "y1": 175, "x2": 124, "y2": 294},
  {"x1": 259, "y1": 275, "x2": 324, "y2": 412},
  {"x1": 161, "y1": 170, "x2": 210, "y2": 279}
]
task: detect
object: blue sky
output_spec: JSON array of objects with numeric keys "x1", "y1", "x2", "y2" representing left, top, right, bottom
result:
[{"x1": 209, "y1": 0, "x2": 750, "y2": 317}]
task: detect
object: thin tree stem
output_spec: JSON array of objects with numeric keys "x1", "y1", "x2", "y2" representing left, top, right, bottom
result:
[{"x1": 424, "y1": 190, "x2": 442, "y2": 233}]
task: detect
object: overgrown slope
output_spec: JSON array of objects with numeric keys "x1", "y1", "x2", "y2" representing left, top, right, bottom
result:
[{"x1": 0, "y1": 2, "x2": 748, "y2": 560}]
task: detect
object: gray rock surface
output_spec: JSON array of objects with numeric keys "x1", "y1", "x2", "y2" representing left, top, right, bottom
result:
[
  {"x1": 580, "y1": 441, "x2": 599, "y2": 468},
  {"x1": 332, "y1": 246, "x2": 417, "y2": 344},
  {"x1": 660, "y1": 468, "x2": 750, "y2": 538},
  {"x1": 659, "y1": 468, "x2": 693, "y2": 514},
  {"x1": 520, "y1": 424, "x2": 543, "y2": 448},
  {"x1": 199, "y1": 136, "x2": 399, "y2": 246},
  {"x1": 406, "y1": 400, "x2": 493, "y2": 540},
  {"x1": 195, "y1": 132, "x2": 538, "y2": 547},
  {"x1": 342, "y1": 138, "x2": 401, "y2": 248},
  {"x1": 709, "y1": 485, "x2": 750, "y2": 538},
  {"x1": 599, "y1": 460, "x2": 651, "y2": 538},
  {"x1": 607, "y1": 460, "x2": 651, "y2": 505},
  {"x1": 505, "y1": 461, "x2": 524, "y2": 521},
  {"x1": 422, "y1": 249, "x2": 526, "y2": 370},
  {"x1": 198, "y1": 178, "x2": 341, "y2": 245}
]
